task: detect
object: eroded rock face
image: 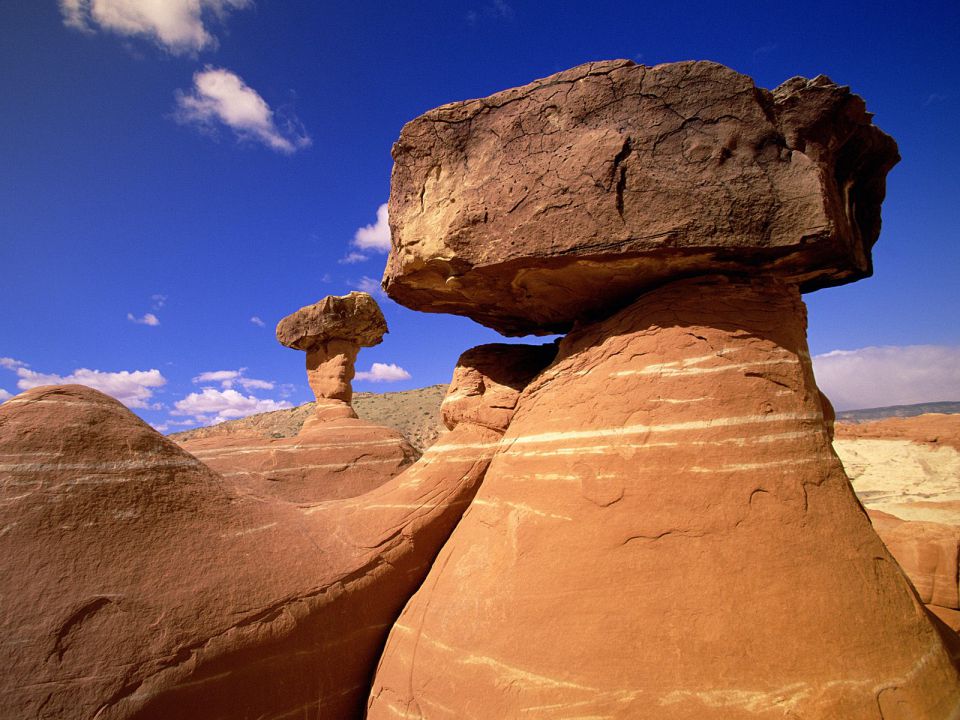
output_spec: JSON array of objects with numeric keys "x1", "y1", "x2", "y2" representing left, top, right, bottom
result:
[
  {"x1": 441, "y1": 342, "x2": 557, "y2": 432},
  {"x1": 870, "y1": 510, "x2": 959, "y2": 610},
  {"x1": 384, "y1": 60, "x2": 899, "y2": 335},
  {"x1": 0, "y1": 368, "x2": 541, "y2": 719},
  {"x1": 368, "y1": 278, "x2": 959, "y2": 719}
]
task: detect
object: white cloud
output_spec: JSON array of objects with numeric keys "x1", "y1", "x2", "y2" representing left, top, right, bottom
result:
[
  {"x1": 238, "y1": 378, "x2": 274, "y2": 390},
  {"x1": 0, "y1": 388, "x2": 12, "y2": 403},
  {"x1": 0, "y1": 357, "x2": 26, "y2": 370},
  {"x1": 151, "y1": 293, "x2": 167, "y2": 309},
  {"x1": 59, "y1": 0, "x2": 252, "y2": 55},
  {"x1": 175, "y1": 67, "x2": 311, "y2": 154},
  {"x1": 250, "y1": 315, "x2": 266, "y2": 327},
  {"x1": 14, "y1": 367, "x2": 166, "y2": 409},
  {"x1": 355, "y1": 362, "x2": 412, "y2": 383},
  {"x1": 352, "y1": 276, "x2": 384, "y2": 296},
  {"x1": 194, "y1": 369, "x2": 240, "y2": 385},
  {"x1": 127, "y1": 312, "x2": 160, "y2": 326},
  {"x1": 812, "y1": 345, "x2": 960, "y2": 411},
  {"x1": 193, "y1": 368, "x2": 274, "y2": 391},
  {"x1": 352, "y1": 203, "x2": 390, "y2": 252},
  {"x1": 172, "y1": 387, "x2": 291, "y2": 424},
  {"x1": 339, "y1": 251, "x2": 369, "y2": 265}
]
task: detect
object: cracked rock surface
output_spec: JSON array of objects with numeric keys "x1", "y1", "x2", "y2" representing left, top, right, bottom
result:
[
  {"x1": 367, "y1": 277, "x2": 959, "y2": 719},
  {"x1": 384, "y1": 59, "x2": 899, "y2": 336}
]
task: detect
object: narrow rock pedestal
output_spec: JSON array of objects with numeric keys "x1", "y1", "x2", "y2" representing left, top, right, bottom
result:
[{"x1": 368, "y1": 276, "x2": 960, "y2": 719}]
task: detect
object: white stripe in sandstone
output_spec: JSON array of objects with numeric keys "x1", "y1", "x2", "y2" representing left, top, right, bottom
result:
[
  {"x1": 688, "y1": 457, "x2": 820, "y2": 473},
  {"x1": 611, "y1": 357, "x2": 799, "y2": 378},
  {"x1": 217, "y1": 457, "x2": 400, "y2": 476},
  {"x1": 391, "y1": 623, "x2": 596, "y2": 692},
  {"x1": 0, "y1": 458, "x2": 201, "y2": 473},
  {"x1": 221, "y1": 522, "x2": 278, "y2": 538},
  {"x1": 187, "y1": 438, "x2": 405, "y2": 458},
  {"x1": 471, "y1": 497, "x2": 574, "y2": 521},
  {"x1": 658, "y1": 639, "x2": 945, "y2": 713},
  {"x1": 501, "y1": 414, "x2": 822, "y2": 449}
]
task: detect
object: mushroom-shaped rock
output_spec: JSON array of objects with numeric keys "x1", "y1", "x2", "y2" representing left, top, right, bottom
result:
[
  {"x1": 0, "y1": 354, "x2": 543, "y2": 719},
  {"x1": 276, "y1": 290, "x2": 387, "y2": 350},
  {"x1": 276, "y1": 291, "x2": 387, "y2": 417},
  {"x1": 177, "y1": 293, "x2": 410, "y2": 503},
  {"x1": 368, "y1": 62, "x2": 958, "y2": 718},
  {"x1": 369, "y1": 277, "x2": 960, "y2": 719},
  {"x1": 384, "y1": 60, "x2": 899, "y2": 336}
]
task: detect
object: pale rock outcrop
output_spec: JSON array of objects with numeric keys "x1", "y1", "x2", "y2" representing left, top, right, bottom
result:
[
  {"x1": 836, "y1": 414, "x2": 960, "y2": 526},
  {"x1": 368, "y1": 60, "x2": 958, "y2": 719},
  {"x1": 179, "y1": 292, "x2": 414, "y2": 503},
  {"x1": 0, "y1": 341, "x2": 553, "y2": 720},
  {"x1": 384, "y1": 60, "x2": 899, "y2": 336}
]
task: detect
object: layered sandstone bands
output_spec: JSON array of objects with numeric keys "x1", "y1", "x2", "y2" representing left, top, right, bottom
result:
[
  {"x1": 385, "y1": 60, "x2": 899, "y2": 335},
  {"x1": 1, "y1": 341, "x2": 553, "y2": 719},
  {"x1": 368, "y1": 277, "x2": 959, "y2": 718}
]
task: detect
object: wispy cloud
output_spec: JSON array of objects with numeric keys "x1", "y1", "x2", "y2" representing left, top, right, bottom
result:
[
  {"x1": 250, "y1": 315, "x2": 266, "y2": 327},
  {"x1": 4, "y1": 362, "x2": 167, "y2": 409},
  {"x1": 193, "y1": 368, "x2": 275, "y2": 391},
  {"x1": 172, "y1": 387, "x2": 291, "y2": 424},
  {"x1": 752, "y1": 43, "x2": 778, "y2": 59},
  {"x1": 59, "y1": 0, "x2": 252, "y2": 55},
  {"x1": 0, "y1": 358, "x2": 26, "y2": 370},
  {"x1": 151, "y1": 293, "x2": 167, "y2": 310},
  {"x1": 351, "y1": 276, "x2": 384, "y2": 296},
  {"x1": 812, "y1": 344, "x2": 960, "y2": 411},
  {"x1": 339, "y1": 251, "x2": 369, "y2": 265},
  {"x1": 0, "y1": 388, "x2": 12, "y2": 403},
  {"x1": 924, "y1": 92, "x2": 949, "y2": 106},
  {"x1": 352, "y1": 203, "x2": 390, "y2": 252},
  {"x1": 127, "y1": 312, "x2": 160, "y2": 326},
  {"x1": 467, "y1": 1, "x2": 515, "y2": 24},
  {"x1": 355, "y1": 362, "x2": 411, "y2": 383},
  {"x1": 175, "y1": 67, "x2": 311, "y2": 154}
]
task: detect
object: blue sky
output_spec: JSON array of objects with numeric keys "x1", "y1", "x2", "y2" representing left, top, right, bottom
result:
[{"x1": 1, "y1": 0, "x2": 958, "y2": 426}]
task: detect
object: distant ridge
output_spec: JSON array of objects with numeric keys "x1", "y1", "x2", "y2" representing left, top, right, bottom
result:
[
  {"x1": 171, "y1": 390, "x2": 960, "y2": 447},
  {"x1": 836, "y1": 401, "x2": 960, "y2": 423},
  {"x1": 170, "y1": 385, "x2": 447, "y2": 452}
]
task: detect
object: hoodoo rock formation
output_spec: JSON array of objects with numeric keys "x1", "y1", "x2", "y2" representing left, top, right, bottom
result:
[
  {"x1": 384, "y1": 60, "x2": 899, "y2": 336},
  {"x1": 0, "y1": 341, "x2": 553, "y2": 719},
  {"x1": 179, "y1": 292, "x2": 416, "y2": 503},
  {"x1": 367, "y1": 60, "x2": 960, "y2": 718},
  {"x1": 276, "y1": 291, "x2": 387, "y2": 419}
]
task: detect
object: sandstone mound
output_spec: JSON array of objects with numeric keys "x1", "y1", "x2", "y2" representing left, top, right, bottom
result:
[
  {"x1": 385, "y1": 59, "x2": 898, "y2": 335},
  {"x1": 0, "y1": 344, "x2": 552, "y2": 719},
  {"x1": 367, "y1": 60, "x2": 958, "y2": 718}
]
